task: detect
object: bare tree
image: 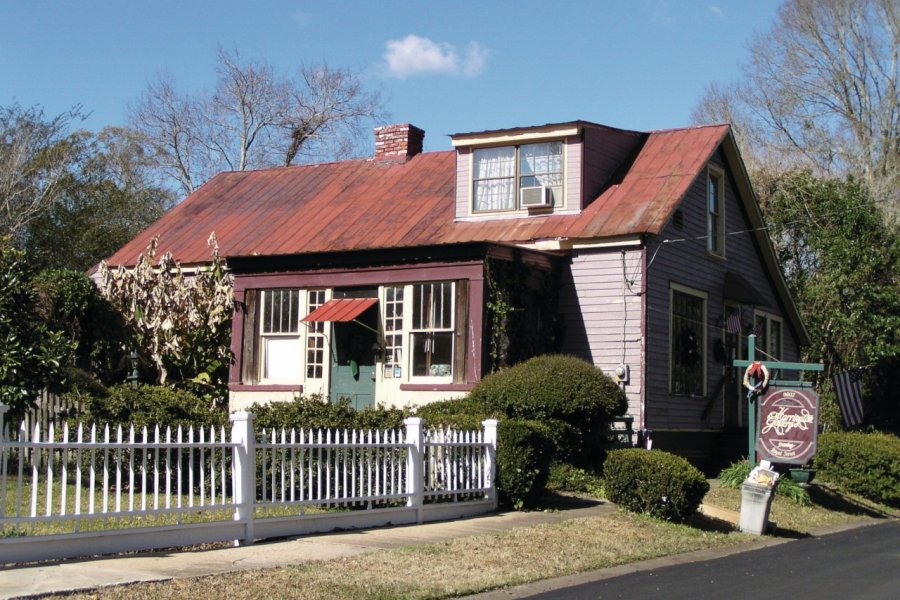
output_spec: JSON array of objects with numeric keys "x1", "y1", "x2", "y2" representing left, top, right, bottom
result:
[
  {"x1": 693, "y1": 0, "x2": 900, "y2": 215},
  {"x1": 130, "y1": 48, "x2": 387, "y2": 196},
  {"x1": 0, "y1": 104, "x2": 83, "y2": 242}
]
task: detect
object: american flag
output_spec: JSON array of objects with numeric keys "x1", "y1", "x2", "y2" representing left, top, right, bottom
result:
[
  {"x1": 726, "y1": 310, "x2": 742, "y2": 334},
  {"x1": 833, "y1": 367, "x2": 865, "y2": 427}
]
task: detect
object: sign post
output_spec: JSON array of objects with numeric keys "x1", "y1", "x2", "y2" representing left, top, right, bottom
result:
[{"x1": 733, "y1": 335, "x2": 824, "y2": 466}]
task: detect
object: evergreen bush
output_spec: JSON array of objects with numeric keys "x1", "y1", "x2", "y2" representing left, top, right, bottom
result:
[
  {"x1": 813, "y1": 431, "x2": 900, "y2": 507},
  {"x1": 604, "y1": 449, "x2": 709, "y2": 521},
  {"x1": 496, "y1": 419, "x2": 555, "y2": 510},
  {"x1": 77, "y1": 384, "x2": 227, "y2": 429},
  {"x1": 467, "y1": 354, "x2": 627, "y2": 464},
  {"x1": 250, "y1": 394, "x2": 409, "y2": 432}
]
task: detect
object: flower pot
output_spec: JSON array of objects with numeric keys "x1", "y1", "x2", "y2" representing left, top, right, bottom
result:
[{"x1": 788, "y1": 468, "x2": 816, "y2": 485}]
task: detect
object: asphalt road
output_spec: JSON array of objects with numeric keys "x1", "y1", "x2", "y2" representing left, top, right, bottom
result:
[{"x1": 525, "y1": 521, "x2": 900, "y2": 600}]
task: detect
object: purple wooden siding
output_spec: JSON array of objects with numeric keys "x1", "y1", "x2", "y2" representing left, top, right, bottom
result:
[
  {"x1": 580, "y1": 126, "x2": 644, "y2": 209},
  {"x1": 643, "y1": 150, "x2": 801, "y2": 431},
  {"x1": 565, "y1": 137, "x2": 582, "y2": 211},
  {"x1": 558, "y1": 247, "x2": 645, "y2": 427},
  {"x1": 454, "y1": 147, "x2": 471, "y2": 218}
]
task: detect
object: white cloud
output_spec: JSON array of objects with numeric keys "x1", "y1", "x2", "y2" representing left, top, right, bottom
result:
[
  {"x1": 710, "y1": 5, "x2": 724, "y2": 17},
  {"x1": 291, "y1": 10, "x2": 311, "y2": 26},
  {"x1": 383, "y1": 34, "x2": 488, "y2": 79}
]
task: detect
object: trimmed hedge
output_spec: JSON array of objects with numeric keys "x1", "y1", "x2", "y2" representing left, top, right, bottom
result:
[
  {"x1": 77, "y1": 384, "x2": 227, "y2": 428},
  {"x1": 604, "y1": 449, "x2": 709, "y2": 522},
  {"x1": 496, "y1": 419, "x2": 555, "y2": 509},
  {"x1": 467, "y1": 354, "x2": 628, "y2": 464},
  {"x1": 813, "y1": 431, "x2": 900, "y2": 507},
  {"x1": 249, "y1": 394, "x2": 409, "y2": 432}
]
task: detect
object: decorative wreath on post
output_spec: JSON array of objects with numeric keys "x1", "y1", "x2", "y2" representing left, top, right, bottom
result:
[{"x1": 742, "y1": 361, "x2": 770, "y2": 394}]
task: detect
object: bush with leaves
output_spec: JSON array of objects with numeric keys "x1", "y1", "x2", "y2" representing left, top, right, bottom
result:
[
  {"x1": 467, "y1": 354, "x2": 627, "y2": 465},
  {"x1": 717, "y1": 459, "x2": 810, "y2": 506},
  {"x1": 77, "y1": 384, "x2": 227, "y2": 430},
  {"x1": 0, "y1": 245, "x2": 72, "y2": 422},
  {"x1": 33, "y1": 269, "x2": 130, "y2": 384},
  {"x1": 249, "y1": 394, "x2": 409, "y2": 432},
  {"x1": 604, "y1": 449, "x2": 709, "y2": 522},
  {"x1": 496, "y1": 419, "x2": 555, "y2": 510},
  {"x1": 814, "y1": 431, "x2": 900, "y2": 507}
]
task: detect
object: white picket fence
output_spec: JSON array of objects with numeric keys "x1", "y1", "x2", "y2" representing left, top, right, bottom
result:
[{"x1": 0, "y1": 404, "x2": 497, "y2": 563}]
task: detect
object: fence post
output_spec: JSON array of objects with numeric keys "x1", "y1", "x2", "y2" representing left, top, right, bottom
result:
[
  {"x1": 0, "y1": 403, "x2": 7, "y2": 442},
  {"x1": 482, "y1": 419, "x2": 498, "y2": 510},
  {"x1": 230, "y1": 410, "x2": 255, "y2": 546},
  {"x1": 404, "y1": 417, "x2": 424, "y2": 524}
]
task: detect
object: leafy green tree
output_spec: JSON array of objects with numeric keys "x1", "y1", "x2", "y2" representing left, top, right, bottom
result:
[
  {"x1": 0, "y1": 244, "x2": 72, "y2": 422},
  {"x1": 766, "y1": 172, "x2": 900, "y2": 427},
  {"x1": 33, "y1": 269, "x2": 130, "y2": 383},
  {"x1": 24, "y1": 127, "x2": 173, "y2": 272}
]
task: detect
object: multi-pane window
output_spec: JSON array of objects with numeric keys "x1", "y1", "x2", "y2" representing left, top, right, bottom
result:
[
  {"x1": 411, "y1": 282, "x2": 454, "y2": 378},
  {"x1": 473, "y1": 142, "x2": 563, "y2": 212},
  {"x1": 670, "y1": 286, "x2": 706, "y2": 396},
  {"x1": 707, "y1": 169, "x2": 725, "y2": 256},
  {"x1": 754, "y1": 312, "x2": 783, "y2": 361},
  {"x1": 383, "y1": 286, "x2": 404, "y2": 378},
  {"x1": 520, "y1": 142, "x2": 563, "y2": 201},
  {"x1": 305, "y1": 290, "x2": 326, "y2": 379},
  {"x1": 261, "y1": 289, "x2": 302, "y2": 381}
]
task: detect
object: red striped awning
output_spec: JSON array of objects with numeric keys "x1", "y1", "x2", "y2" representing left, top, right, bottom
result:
[{"x1": 302, "y1": 298, "x2": 378, "y2": 322}]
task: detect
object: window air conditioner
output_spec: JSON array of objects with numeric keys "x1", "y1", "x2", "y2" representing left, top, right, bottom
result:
[{"x1": 519, "y1": 186, "x2": 552, "y2": 208}]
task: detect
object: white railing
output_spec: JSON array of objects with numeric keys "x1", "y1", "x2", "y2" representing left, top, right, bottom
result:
[{"x1": 0, "y1": 404, "x2": 497, "y2": 563}]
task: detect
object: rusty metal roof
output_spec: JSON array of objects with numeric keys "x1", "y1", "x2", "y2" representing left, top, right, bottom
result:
[
  {"x1": 103, "y1": 124, "x2": 731, "y2": 267},
  {"x1": 302, "y1": 298, "x2": 378, "y2": 322}
]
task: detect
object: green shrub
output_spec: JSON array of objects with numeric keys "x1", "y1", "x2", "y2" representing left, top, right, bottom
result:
[
  {"x1": 467, "y1": 354, "x2": 627, "y2": 464},
  {"x1": 546, "y1": 462, "x2": 605, "y2": 498},
  {"x1": 250, "y1": 394, "x2": 409, "y2": 432},
  {"x1": 496, "y1": 419, "x2": 555, "y2": 509},
  {"x1": 414, "y1": 395, "x2": 500, "y2": 431},
  {"x1": 776, "y1": 477, "x2": 812, "y2": 506},
  {"x1": 813, "y1": 432, "x2": 900, "y2": 507},
  {"x1": 78, "y1": 384, "x2": 227, "y2": 429},
  {"x1": 604, "y1": 449, "x2": 709, "y2": 522},
  {"x1": 717, "y1": 459, "x2": 752, "y2": 489}
]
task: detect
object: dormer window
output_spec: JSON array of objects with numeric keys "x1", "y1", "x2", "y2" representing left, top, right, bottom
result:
[{"x1": 472, "y1": 141, "x2": 563, "y2": 213}]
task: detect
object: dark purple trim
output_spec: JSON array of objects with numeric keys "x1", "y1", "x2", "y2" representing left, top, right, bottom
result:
[
  {"x1": 234, "y1": 262, "x2": 484, "y2": 293},
  {"x1": 400, "y1": 383, "x2": 475, "y2": 392},
  {"x1": 229, "y1": 290, "x2": 245, "y2": 386},
  {"x1": 229, "y1": 384, "x2": 304, "y2": 393}
]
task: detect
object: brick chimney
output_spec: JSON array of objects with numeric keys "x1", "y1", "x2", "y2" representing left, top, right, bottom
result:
[{"x1": 373, "y1": 124, "x2": 425, "y2": 161}]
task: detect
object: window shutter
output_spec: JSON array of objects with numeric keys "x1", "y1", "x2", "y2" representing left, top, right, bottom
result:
[
  {"x1": 241, "y1": 289, "x2": 260, "y2": 384},
  {"x1": 453, "y1": 279, "x2": 469, "y2": 383}
]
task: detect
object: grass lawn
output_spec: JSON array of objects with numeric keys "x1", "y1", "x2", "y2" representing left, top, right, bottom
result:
[{"x1": 43, "y1": 479, "x2": 890, "y2": 600}]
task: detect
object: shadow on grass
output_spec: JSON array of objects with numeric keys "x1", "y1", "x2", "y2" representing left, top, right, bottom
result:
[
  {"x1": 807, "y1": 484, "x2": 894, "y2": 518},
  {"x1": 687, "y1": 512, "x2": 738, "y2": 534},
  {"x1": 538, "y1": 491, "x2": 606, "y2": 510}
]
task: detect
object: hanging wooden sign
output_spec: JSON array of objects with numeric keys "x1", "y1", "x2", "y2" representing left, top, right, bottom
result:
[{"x1": 756, "y1": 387, "x2": 819, "y2": 465}]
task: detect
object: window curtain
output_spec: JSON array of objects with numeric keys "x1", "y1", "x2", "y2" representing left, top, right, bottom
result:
[{"x1": 474, "y1": 147, "x2": 515, "y2": 211}]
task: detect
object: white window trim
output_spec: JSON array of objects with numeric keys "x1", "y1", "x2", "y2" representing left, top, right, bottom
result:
[
  {"x1": 259, "y1": 289, "x2": 307, "y2": 384},
  {"x1": 406, "y1": 281, "x2": 456, "y2": 384},
  {"x1": 707, "y1": 165, "x2": 726, "y2": 257},
  {"x1": 469, "y1": 141, "x2": 567, "y2": 216},
  {"x1": 669, "y1": 283, "x2": 708, "y2": 397},
  {"x1": 752, "y1": 310, "x2": 784, "y2": 360},
  {"x1": 303, "y1": 288, "x2": 331, "y2": 381}
]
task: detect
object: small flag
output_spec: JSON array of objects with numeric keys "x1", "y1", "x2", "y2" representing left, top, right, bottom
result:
[
  {"x1": 833, "y1": 367, "x2": 865, "y2": 427},
  {"x1": 726, "y1": 310, "x2": 741, "y2": 334}
]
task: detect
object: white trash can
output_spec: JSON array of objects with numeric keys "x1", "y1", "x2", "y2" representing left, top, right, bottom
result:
[{"x1": 739, "y1": 480, "x2": 776, "y2": 534}]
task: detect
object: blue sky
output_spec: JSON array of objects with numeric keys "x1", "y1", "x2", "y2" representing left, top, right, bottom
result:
[{"x1": 2, "y1": 1, "x2": 780, "y2": 152}]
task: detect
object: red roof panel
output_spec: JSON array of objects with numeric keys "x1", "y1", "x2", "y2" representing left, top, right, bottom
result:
[
  {"x1": 102, "y1": 124, "x2": 730, "y2": 267},
  {"x1": 302, "y1": 298, "x2": 378, "y2": 322}
]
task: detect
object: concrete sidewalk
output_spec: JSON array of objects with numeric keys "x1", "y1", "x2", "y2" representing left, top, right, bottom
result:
[{"x1": 0, "y1": 500, "x2": 614, "y2": 599}]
